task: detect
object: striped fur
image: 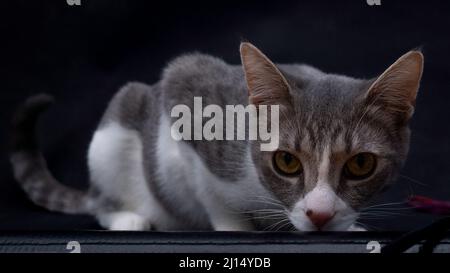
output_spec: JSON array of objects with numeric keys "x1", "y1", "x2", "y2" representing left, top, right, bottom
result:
[{"x1": 10, "y1": 95, "x2": 95, "y2": 214}]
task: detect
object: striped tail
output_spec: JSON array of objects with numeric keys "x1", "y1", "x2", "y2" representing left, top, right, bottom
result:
[{"x1": 10, "y1": 94, "x2": 94, "y2": 214}]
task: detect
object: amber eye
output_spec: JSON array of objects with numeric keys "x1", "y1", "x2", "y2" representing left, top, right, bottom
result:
[
  {"x1": 343, "y1": 153, "x2": 377, "y2": 180},
  {"x1": 273, "y1": 151, "x2": 302, "y2": 176}
]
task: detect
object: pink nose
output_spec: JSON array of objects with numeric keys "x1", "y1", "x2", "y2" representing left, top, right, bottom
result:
[{"x1": 306, "y1": 210, "x2": 334, "y2": 230}]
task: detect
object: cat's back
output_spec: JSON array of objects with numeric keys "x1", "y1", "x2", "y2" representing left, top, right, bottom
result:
[{"x1": 160, "y1": 53, "x2": 247, "y2": 111}]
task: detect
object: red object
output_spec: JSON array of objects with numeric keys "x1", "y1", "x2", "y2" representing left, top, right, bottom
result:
[{"x1": 408, "y1": 195, "x2": 450, "y2": 215}]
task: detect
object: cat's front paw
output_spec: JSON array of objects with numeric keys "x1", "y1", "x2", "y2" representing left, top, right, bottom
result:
[
  {"x1": 347, "y1": 224, "x2": 367, "y2": 231},
  {"x1": 98, "y1": 211, "x2": 152, "y2": 231}
]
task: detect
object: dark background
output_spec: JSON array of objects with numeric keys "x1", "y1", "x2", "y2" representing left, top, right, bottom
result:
[{"x1": 0, "y1": 0, "x2": 449, "y2": 231}]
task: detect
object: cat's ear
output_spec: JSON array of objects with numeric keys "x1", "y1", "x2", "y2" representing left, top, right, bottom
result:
[
  {"x1": 366, "y1": 50, "x2": 424, "y2": 122},
  {"x1": 240, "y1": 42, "x2": 291, "y2": 105}
]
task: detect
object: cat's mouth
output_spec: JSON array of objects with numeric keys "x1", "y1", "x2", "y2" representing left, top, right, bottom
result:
[
  {"x1": 287, "y1": 210, "x2": 358, "y2": 232},
  {"x1": 292, "y1": 218, "x2": 355, "y2": 232}
]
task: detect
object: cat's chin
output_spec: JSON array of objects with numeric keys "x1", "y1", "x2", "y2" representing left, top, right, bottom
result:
[{"x1": 290, "y1": 219, "x2": 356, "y2": 232}]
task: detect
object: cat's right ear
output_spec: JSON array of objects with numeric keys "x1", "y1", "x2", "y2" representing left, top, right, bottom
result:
[{"x1": 240, "y1": 42, "x2": 291, "y2": 105}]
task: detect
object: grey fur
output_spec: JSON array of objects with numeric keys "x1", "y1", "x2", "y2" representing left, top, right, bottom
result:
[{"x1": 10, "y1": 43, "x2": 423, "y2": 231}]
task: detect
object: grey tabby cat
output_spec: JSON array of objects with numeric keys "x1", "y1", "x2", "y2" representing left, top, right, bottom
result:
[{"x1": 10, "y1": 42, "x2": 423, "y2": 231}]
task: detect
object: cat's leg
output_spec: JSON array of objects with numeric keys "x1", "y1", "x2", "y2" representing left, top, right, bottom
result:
[
  {"x1": 88, "y1": 122, "x2": 177, "y2": 231},
  {"x1": 198, "y1": 190, "x2": 255, "y2": 231},
  {"x1": 347, "y1": 224, "x2": 367, "y2": 231},
  {"x1": 207, "y1": 206, "x2": 255, "y2": 231},
  {"x1": 155, "y1": 114, "x2": 256, "y2": 231},
  {"x1": 97, "y1": 211, "x2": 151, "y2": 231}
]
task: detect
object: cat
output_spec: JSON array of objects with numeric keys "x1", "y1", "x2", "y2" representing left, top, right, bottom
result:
[{"x1": 10, "y1": 42, "x2": 424, "y2": 231}]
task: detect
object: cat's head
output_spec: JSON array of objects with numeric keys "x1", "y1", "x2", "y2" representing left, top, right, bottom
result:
[{"x1": 240, "y1": 42, "x2": 424, "y2": 231}]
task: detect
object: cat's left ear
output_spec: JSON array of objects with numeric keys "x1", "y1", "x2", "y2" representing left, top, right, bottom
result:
[
  {"x1": 240, "y1": 42, "x2": 291, "y2": 105},
  {"x1": 366, "y1": 50, "x2": 424, "y2": 122}
]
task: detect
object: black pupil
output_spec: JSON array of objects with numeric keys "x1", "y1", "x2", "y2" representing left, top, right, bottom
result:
[
  {"x1": 356, "y1": 154, "x2": 366, "y2": 168},
  {"x1": 283, "y1": 153, "x2": 293, "y2": 165}
]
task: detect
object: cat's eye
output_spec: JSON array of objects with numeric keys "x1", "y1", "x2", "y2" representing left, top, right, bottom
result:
[
  {"x1": 343, "y1": 153, "x2": 377, "y2": 180},
  {"x1": 273, "y1": 151, "x2": 302, "y2": 176}
]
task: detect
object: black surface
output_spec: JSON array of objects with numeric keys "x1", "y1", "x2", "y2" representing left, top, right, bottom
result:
[
  {"x1": 0, "y1": 231, "x2": 406, "y2": 253},
  {"x1": 1, "y1": 0, "x2": 450, "y2": 231},
  {"x1": 1, "y1": 231, "x2": 450, "y2": 253}
]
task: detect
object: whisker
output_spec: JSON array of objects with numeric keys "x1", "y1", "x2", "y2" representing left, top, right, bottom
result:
[
  {"x1": 360, "y1": 210, "x2": 409, "y2": 215},
  {"x1": 354, "y1": 221, "x2": 379, "y2": 231},
  {"x1": 363, "y1": 201, "x2": 407, "y2": 209},
  {"x1": 361, "y1": 208, "x2": 412, "y2": 213},
  {"x1": 250, "y1": 214, "x2": 288, "y2": 220},
  {"x1": 399, "y1": 174, "x2": 428, "y2": 187},
  {"x1": 275, "y1": 220, "x2": 294, "y2": 231},
  {"x1": 264, "y1": 218, "x2": 291, "y2": 231}
]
